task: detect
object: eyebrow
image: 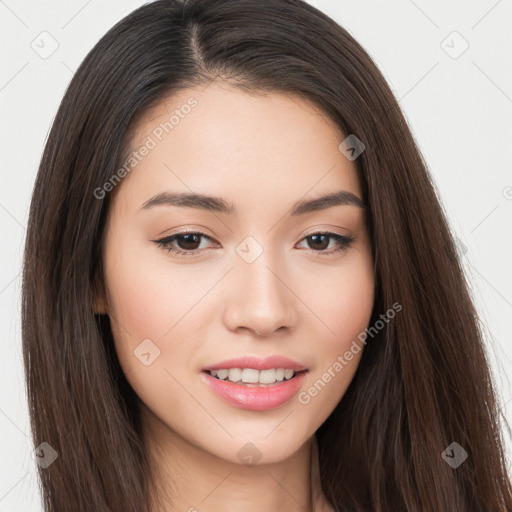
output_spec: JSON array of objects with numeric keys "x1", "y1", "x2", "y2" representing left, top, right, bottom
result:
[{"x1": 139, "y1": 190, "x2": 366, "y2": 215}]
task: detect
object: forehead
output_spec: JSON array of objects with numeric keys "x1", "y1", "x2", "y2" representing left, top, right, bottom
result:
[{"x1": 113, "y1": 82, "x2": 361, "y2": 213}]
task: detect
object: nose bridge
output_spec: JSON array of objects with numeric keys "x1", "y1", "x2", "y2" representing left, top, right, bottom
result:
[{"x1": 223, "y1": 236, "x2": 297, "y2": 335}]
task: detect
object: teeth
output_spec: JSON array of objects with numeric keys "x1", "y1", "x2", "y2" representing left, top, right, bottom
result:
[
  {"x1": 241, "y1": 368, "x2": 259, "y2": 383},
  {"x1": 228, "y1": 368, "x2": 242, "y2": 382},
  {"x1": 259, "y1": 369, "x2": 276, "y2": 384},
  {"x1": 208, "y1": 368, "x2": 297, "y2": 384},
  {"x1": 216, "y1": 369, "x2": 228, "y2": 380}
]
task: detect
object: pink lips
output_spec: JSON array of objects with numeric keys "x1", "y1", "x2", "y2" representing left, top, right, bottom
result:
[
  {"x1": 202, "y1": 355, "x2": 307, "y2": 372},
  {"x1": 201, "y1": 355, "x2": 307, "y2": 411}
]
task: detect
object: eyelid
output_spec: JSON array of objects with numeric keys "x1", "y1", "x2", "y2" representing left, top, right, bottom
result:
[
  {"x1": 301, "y1": 225, "x2": 351, "y2": 238},
  {"x1": 157, "y1": 226, "x2": 216, "y2": 239}
]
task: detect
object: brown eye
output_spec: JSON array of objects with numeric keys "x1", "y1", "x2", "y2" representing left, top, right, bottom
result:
[
  {"x1": 306, "y1": 234, "x2": 330, "y2": 251},
  {"x1": 153, "y1": 231, "x2": 217, "y2": 256},
  {"x1": 175, "y1": 233, "x2": 202, "y2": 250},
  {"x1": 297, "y1": 232, "x2": 355, "y2": 255}
]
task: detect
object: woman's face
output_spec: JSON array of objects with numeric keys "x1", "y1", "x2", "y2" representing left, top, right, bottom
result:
[{"x1": 97, "y1": 82, "x2": 374, "y2": 464}]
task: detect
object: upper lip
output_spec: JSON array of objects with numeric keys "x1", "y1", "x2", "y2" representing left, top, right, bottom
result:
[{"x1": 202, "y1": 355, "x2": 307, "y2": 372}]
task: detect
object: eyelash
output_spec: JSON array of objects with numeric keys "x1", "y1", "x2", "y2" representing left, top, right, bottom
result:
[{"x1": 152, "y1": 230, "x2": 355, "y2": 257}]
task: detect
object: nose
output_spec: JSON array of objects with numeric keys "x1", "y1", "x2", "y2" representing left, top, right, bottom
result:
[{"x1": 222, "y1": 253, "x2": 298, "y2": 337}]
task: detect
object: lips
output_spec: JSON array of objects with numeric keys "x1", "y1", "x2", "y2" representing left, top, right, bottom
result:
[
  {"x1": 202, "y1": 355, "x2": 307, "y2": 372},
  {"x1": 201, "y1": 355, "x2": 308, "y2": 411}
]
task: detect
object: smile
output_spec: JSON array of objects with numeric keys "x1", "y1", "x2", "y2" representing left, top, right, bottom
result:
[
  {"x1": 200, "y1": 368, "x2": 307, "y2": 411},
  {"x1": 207, "y1": 367, "x2": 298, "y2": 386}
]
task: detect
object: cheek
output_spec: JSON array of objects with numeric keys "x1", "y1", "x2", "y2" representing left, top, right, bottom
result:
[
  {"x1": 294, "y1": 252, "x2": 374, "y2": 421},
  {"x1": 102, "y1": 236, "x2": 185, "y2": 373},
  {"x1": 324, "y1": 267, "x2": 375, "y2": 350},
  {"x1": 103, "y1": 235, "x2": 206, "y2": 341},
  {"x1": 102, "y1": 234, "x2": 225, "y2": 392},
  {"x1": 102, "y1": 243, "x2": 205, "y2": 421},
  {"x1": 104, "y1": 259, "x2": 167, "y2": 345},
  {"x1": 323, "y1": 260, "x2": 374, "y2": 377},
  {"x1": 297, "y1": 249, "x2": 375, "y2": 353}
]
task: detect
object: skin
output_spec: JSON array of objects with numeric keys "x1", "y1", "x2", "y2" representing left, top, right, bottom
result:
[{"x1": 94, "y1": 81, "x2": 375, "y2": 512}]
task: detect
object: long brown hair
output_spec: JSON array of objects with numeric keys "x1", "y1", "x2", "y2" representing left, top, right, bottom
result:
[{"x1": 22, "y1": 0, "x2": 512, "y2": 510}]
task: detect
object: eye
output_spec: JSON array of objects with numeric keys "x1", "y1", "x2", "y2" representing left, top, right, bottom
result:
[
  {"x1": 152, "y1": 231, "x2": 218, "y2": 256},
  {"x1": 152, "y1": 230, "x2": 355, "y2": 257},
  {"x1": 296, "y1": 232, "x2": 354, "y2": 255}
]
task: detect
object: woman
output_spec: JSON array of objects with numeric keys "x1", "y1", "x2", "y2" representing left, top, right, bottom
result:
[{"x1": 22, "y1": 0, "x2": 512, "y2": 510}]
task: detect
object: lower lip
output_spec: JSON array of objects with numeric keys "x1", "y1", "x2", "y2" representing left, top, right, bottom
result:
[{"x1": 201, "y1": 371, "x2": 307, "y2": 411}]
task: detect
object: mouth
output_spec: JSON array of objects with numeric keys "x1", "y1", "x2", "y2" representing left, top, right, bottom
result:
[
  {"x1": 200, "y1": 356, "x2": 308, "y2": 411},
  {"x1": 203, "y1": 367, "x2": 305, "y2": 387}
]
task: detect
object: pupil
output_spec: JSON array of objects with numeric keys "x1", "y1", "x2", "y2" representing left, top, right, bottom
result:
[
  {"x1": 309, "y1": 234, "x2": 328, "y2": 250},
  {"x1": 179, "y1": 233, "x2": 200, "y2": 250}
]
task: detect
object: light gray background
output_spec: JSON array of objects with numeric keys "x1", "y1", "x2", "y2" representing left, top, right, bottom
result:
[{"x1": 1, "y1": 0, "x2": 511, "y2": 510}]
